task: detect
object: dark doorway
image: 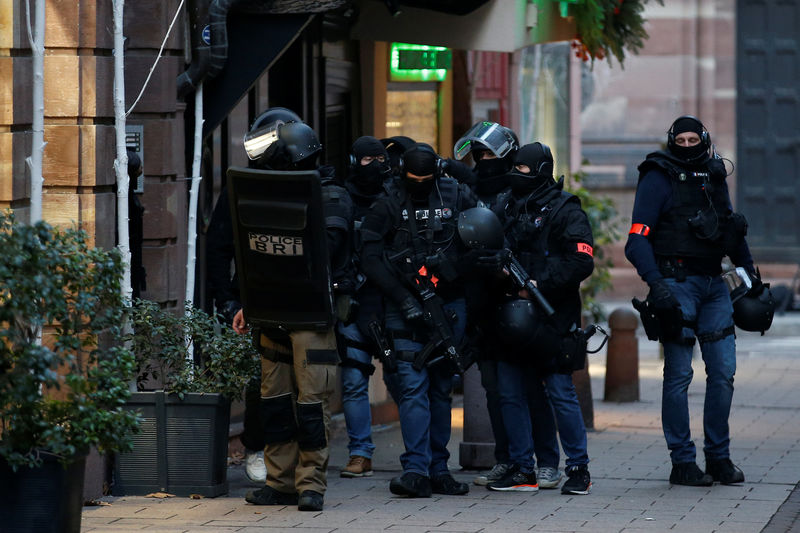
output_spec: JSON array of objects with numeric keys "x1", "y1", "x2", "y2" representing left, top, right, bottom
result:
[{"x1": 736, "y1": 0, "x2": 800, "y2": 262}]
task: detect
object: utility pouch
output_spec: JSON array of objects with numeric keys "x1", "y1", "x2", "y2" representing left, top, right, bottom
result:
[
  {"x1": 632, "y1": 297, "x2": 661, "y2": 341},
  {"x1": 554, "y1": 326, "x2": 588, "y2": 374},
  {"x1": 687, "y1": 207, "x2": 722, "y2": 241},
  {"x1": 632, "y1": 297, "x2": 685, "y2": 343},
  {"x1": 721, "y1": 212, "x2": 748, "y2": 254},
  {"x1": 553, "y1": 323, "x2": 605, "y2": 374},
  {"x1": 335, "y1": 294, "x2": 359, "y2": 323}
]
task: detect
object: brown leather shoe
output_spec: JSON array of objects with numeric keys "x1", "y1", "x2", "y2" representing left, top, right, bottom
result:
[{"x1": 340, "y1": 455, "x2": 373, "y2": 478}]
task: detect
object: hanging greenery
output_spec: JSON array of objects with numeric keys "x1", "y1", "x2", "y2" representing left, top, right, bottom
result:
[{"x1": 562, "y1": 0, "x2": 663, "y2": 66}]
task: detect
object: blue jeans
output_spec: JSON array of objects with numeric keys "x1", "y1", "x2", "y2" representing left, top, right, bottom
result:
[
  {"x1": 661, "y1": 275, "x2": 736, "y2": 464},
  {"x1": 478, "y1": 358, "x2": 560, "y2": 468},
  {"x1": 384, "y1": 298, "x2": 466, "y2": 477},
  {"x1": 338, "y1": 321, "x2": 375, "y2": 458},
  {"x1": 497, "y1": 362, "x2": 588, "y2": 472}
]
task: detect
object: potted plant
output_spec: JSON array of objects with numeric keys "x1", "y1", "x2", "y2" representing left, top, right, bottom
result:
[
  {"x1": 115, "y1": 299, "x2": 259, "y2": 497},
  {"x1": 0, "y1": 211, "x2": 139, "y2": 533}
]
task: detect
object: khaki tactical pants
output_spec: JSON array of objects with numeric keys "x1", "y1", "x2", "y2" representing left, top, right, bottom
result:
[{"x1": 259, "y1": 329, "x2": 338, "y2": 495}]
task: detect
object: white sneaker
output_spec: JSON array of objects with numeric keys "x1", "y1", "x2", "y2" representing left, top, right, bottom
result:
[
  {"x1": 537, "y1": 466, "x2": 562, "y2": 489},
  {"x1": 474, "y1": 463, "x2": 511, "y2": 486},
  {"x1": 245, "y1": 450, "x2": 267, "y2": 483}
]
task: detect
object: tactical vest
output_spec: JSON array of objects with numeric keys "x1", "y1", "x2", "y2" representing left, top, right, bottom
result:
[
  {"x1": 389, "y1": 177, "x2": 461, "y2": 278},
  {"x1": 506, "y1": 188, "x2": 576, "y2": 278},
  {"x1": 641, "y1": 153, "x2": 745, "y2": 259}
]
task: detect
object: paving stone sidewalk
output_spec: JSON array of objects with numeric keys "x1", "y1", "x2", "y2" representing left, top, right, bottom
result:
[{"x1": 83, "y1": 313, "x2": 800, "y2": 532}]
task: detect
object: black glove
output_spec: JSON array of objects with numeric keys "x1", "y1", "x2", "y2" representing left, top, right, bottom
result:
[
  {"x1": 746, "y1": 267, "x2": 765, "y2": 297},
  {"x1": 399, "y1": 296, "x2": 424, "y2": 322},
  {"x1": 647, "y1": 279, "x2": 680, "y2": 311},
  {"x1": 647, "y1": 279, "x2": 683, "y2": 341},
  {"x1": 475, "y1": 248, "x2": 509, "y2": 273}
]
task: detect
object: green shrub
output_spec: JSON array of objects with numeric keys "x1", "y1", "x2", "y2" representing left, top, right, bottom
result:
[
  {"x1": 126, "y1": 300, "x2": 259, "y2": 402},
  {"x1": 0, "y1": 211, "x2": 139, "y2": 469}
]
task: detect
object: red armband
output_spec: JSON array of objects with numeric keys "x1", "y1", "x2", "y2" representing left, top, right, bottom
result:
[
  {"x1": 576, "y1": 243, "x2": 593, "y2": 256},
  {"x1": 628, "y1": 223, "x2": 651, "y2": 236}
]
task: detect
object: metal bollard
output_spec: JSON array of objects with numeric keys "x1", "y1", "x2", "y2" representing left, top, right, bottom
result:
[{"x1": 604, "y1": 307, "x2": 640, "y2": 402}]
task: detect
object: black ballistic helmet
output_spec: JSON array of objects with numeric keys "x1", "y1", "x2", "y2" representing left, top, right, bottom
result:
[
  {"x1": 279, "y1": 122, "x2": 322, "y2": 165},
  {"x1": 457, "y1": 207, "x2": 504, "y2": 249},
  {"x1": 732, "y1": 285, "x2": 775, "y2": 334},
  {"x1": 495, "y1": 299, "x2": 541, "y2": 346},
  {"x1": 726, "y1": 268, "x2": 776, "y2": 334},
  {"x1": 251, "y1": 107, "x2": 302, "y2": 131}
]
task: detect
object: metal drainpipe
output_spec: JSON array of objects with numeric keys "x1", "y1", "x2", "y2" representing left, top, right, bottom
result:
[
  {"x1": 176, "y1": 0, "x2": 242, "y2": 99},
  {"x1": 206, "y1": 0, "x2": 241, "y2": 80}
]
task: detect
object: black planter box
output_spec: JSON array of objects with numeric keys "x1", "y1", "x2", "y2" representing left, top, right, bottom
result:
[
  {"x1": 0, "y1": 453, "x2": 86, "y2": 533},
  {"x1": 113, "y1": 391, "x2": 231, "y2": 497}
]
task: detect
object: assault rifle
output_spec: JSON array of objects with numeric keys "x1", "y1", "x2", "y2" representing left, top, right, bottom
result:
[
  {"x1": 500, "y1": 249, "x2": 556, "y2": 318},
  {"x1": 409, "y1": 267, "x2": 474, "y2": 374}
]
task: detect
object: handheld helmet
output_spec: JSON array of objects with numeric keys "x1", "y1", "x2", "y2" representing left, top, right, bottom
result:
[
  {"x1": 457, "y1": 207, "x2": 504, "y2": 250},
  {"x1": 725, "y1": 267, "x2": 776, "y2": 334}
]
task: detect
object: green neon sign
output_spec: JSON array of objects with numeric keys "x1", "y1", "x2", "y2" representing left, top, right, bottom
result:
[{"x1": 389, "y1": 42, "x2": 451, "y2": 82}]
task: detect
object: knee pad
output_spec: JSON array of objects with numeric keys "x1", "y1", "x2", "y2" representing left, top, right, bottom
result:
[
  {"x1": 260, "y1": 393, "x2": 297, "y2": 444},
  {"x1": 296, "y1": 401, "x2": 326, "y2": 451}
]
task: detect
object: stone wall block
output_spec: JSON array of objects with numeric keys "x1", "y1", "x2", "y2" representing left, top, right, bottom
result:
[
  {"x1": 124, "y1": 55, "x2": 180, "y2": 114},
  {"x1": 9, "y1": 131, "x2": 32, "y2": 204},
  {"x1": 0, "y1": 1, "x2": 15, "y2": 48},
  {"x1": 11, "y1": 57, "x2": 32, "y2": 125},
  {"x1": 45, "y1": 0, "x2": 80, "y2": 48},
  {"x1": 141, "y1": 243, "x2": 183, "y2": 303},
  {"x1": 42, "y1": 125, "x2": 79, "y2": 186},
  {"x1": 0, "y1": 57, "x2": 13, "y2": 125},
  {"x1": 88, "y1": 124, "x2": 117, "y2": 188},
  {"x1": 141, "y1": 119, "x2": 184, "y2": 176},
  {"x1": 79, "y1": 1, "x2": 113, "y2": 50},
  {"x1": 42, "y1": 190, "x2": 79, "y2": 226},
  {"x1": 83, "y1": 56, "x2": 115, "y2": 118},
  {"x1": 125, "y1": 0, "x2": 184, "y2": 51},
  {"x1": 80, "y1": 191, "x2": 116, "y2": 249},
  {"x1": 0, "y1": 133, "x2": 15, "y2": 202},
  {"x1": 141, "y1": 180, "x2": 181, "y2": 239},
  {"x1": 44, "y1": 55, "x2": 80, "y2": 117}
]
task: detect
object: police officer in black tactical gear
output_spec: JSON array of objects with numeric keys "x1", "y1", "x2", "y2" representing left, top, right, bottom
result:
[
  {"x1": 485, "y1": 142, "x2": 594, "y2": 495},
  {"x1": 452, "y1": 122, "x2": 563, "y2": 490},
  {"x1": 232, "y1": 110, "x2": 344, "y2": 512},
  {"x1": 359, "y1": 143, "x2": 477, "y2": 498},
  {"x1": 625, "y1": 115, "x2": 766, "y2": 488},
  {"x1": 335, "y1": 136, "x2": 398, "y2": 479}
]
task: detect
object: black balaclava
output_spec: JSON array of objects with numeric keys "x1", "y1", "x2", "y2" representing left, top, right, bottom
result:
[
  {"x1": 351, "y1": 136, "x2": 390, "y2": 194},
  {"x1": 473, "y1": 142, "x2": 514, "y2": 182},
  {"x1": 508, "y1": 142, "x2": 554, "y2": 197},
  {"x1": 668, "y1": 116, "x2": 709, "y2": 162},
  {"x1": 403, "y1": 144, "x2": 439, "y2": 201}
]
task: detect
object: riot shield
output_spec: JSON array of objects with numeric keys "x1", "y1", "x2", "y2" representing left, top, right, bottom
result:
[{"x1": 227, "y1": 167, "x2": 334, "y2": 331}]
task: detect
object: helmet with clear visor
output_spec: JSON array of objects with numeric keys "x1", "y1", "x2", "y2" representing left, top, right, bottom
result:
[
  {"x1": 244, "y1": 120, "x2": 284, "y2": 161},
  {"x1": 453, "y1": 121, "x2": 518, "y2": 161}
]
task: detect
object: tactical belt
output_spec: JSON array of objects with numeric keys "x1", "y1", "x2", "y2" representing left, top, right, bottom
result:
[
  {"x1": 396, "y1": 350, "x2": 418, "y2": 363},
  {"x1": 387, "y1": 328, "x2": 427, "y2": 344},
  {"x1": 697, "y1": 325, "x2": 735, "y2": 344},
  {"x1": 340, "y1": 356, "x2": 376, "y2": 376}
]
